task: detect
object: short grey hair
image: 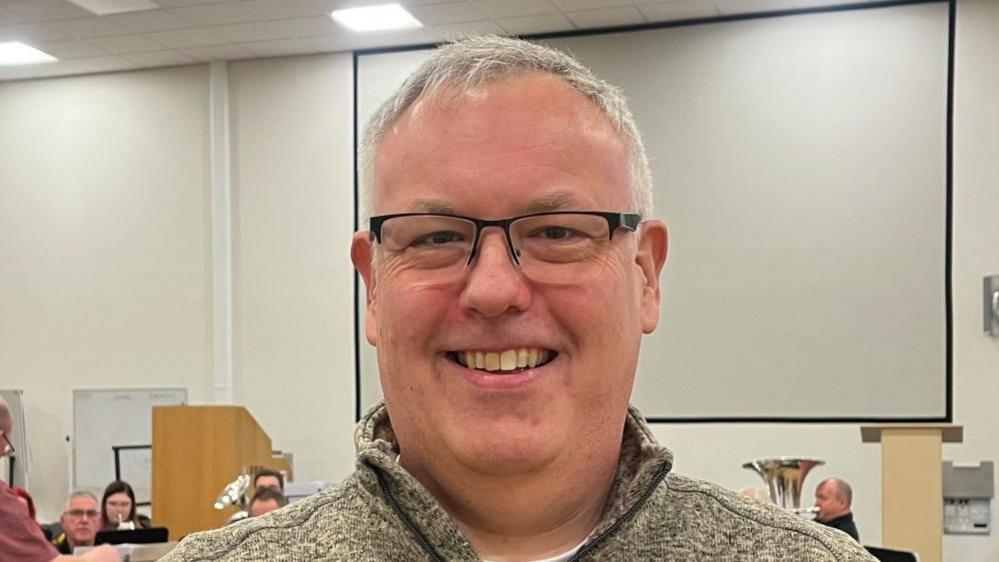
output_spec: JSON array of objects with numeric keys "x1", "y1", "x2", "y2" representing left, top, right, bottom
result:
[
  {"x1": 360, "y1": 35, "x2": 653, "y2": 225},
  {"x1": 65, "y1": 490, "x2": 98, "y2": 509}
]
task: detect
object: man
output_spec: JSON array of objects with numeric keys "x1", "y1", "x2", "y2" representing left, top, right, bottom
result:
[
  {"x1": 815, "y1": 477, "x2": 861, "y2": 541},
  {"x1": 0, "y1": 396, "x2": 119, "y2": 561},
  {"x1": 162, "y1": 36, "x2": 874, "y2": 561},
  {"x1": 253, "y1": 468, "x2": 284, "y2": 492},
  {"x1": 247, "y1": 487, "x2": 289, "y2": 518},
  {"x1": 52, "y1": 492, "x2": 103, "y2": 554}
]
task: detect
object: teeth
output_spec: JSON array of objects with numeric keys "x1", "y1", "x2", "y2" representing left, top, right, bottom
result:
[
  {"x1": 455, "y1": 347, "x2": 553, "y2": 373},
  {"x1": 484, "y1": 352, "x2": 500, "y2": 371},
  {"x1": 500, "y1": 350, "x2": 517, "y2": 370}
]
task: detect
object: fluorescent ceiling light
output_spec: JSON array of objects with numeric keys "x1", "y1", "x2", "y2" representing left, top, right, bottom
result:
[
  {"x1": 331, "y1": 4, "x2": 423, "y2": 32},
  {"x1": 0, "y1": 42, "x2": 58, "y2": 66},
  {"x1": 66, "y1": 0, "x2": 160, "y2": 16}
]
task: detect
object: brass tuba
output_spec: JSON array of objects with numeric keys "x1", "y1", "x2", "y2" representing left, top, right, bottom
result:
[{"x1": 742, "y1": 457, "x2": 824, "y2": 517}]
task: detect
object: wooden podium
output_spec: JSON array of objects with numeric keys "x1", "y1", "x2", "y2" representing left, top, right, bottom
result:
[
  {"x1": 152, "y1": 405, "x2": 283, "y2": 539},
  {"x1": 861, "y1": 425, "x2": 963, "y2": 562}
]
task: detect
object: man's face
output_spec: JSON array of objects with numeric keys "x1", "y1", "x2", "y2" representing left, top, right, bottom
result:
[
  {"x1": 353, "y1": 73, "x2": 667, "y2": 475},
  {"x1": 61, "y1": 495, "x2": 100, "y2": 546},
  {"x1": 814, "y1": 481, "x2": 847, "y2": 522},
  {"x1": 249, "y1": 498, "x2": 281, "y2": 517},
  {"x1": 255, "y1": 475, "x2": 281, "y2": 491}
]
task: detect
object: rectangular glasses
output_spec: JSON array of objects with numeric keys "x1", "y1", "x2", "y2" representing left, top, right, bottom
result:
[{"x1": 369, "y1": 211, "x2": 640, "y2": 284}]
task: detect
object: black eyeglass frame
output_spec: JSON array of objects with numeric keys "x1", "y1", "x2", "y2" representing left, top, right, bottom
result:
[{"x1": 369, "y1": 211, "x2": 642, "y2": 266}]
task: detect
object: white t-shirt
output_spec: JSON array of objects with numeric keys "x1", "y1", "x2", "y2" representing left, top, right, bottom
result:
[{"x1": 482, "y1": 538, "x2": 586, "y2": 562}]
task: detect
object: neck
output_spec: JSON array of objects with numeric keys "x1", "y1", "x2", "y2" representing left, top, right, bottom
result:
[{"x1": 401, "y1": 448, "x2": 619, "y2": 562}]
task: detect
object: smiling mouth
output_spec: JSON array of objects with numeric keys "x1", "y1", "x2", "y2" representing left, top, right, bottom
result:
[{"x1": 449, "y1": 347, "x2": 557, "y2": 374}]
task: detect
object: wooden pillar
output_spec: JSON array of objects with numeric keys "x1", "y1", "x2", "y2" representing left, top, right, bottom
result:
[{"x1": 861, "y1": 425, "x2": 963, "y2": 562}]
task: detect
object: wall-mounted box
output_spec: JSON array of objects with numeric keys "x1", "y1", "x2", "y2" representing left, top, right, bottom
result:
[{"x1": 943, "y1": 461, "x2": 994, "y2": 535}]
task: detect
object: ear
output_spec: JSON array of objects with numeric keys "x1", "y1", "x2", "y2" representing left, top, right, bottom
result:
[
  {"x1": 351, "y1": 231, "x2": 379, "y2": 346},
  {"x1": 635, "y1": 219, "x2": 668, "y2": 334}
]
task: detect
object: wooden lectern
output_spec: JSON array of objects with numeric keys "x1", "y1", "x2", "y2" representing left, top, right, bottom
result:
[
  {"x1": 861, "y1": 424, "x2": 963, "y2": 562},
  {"x1": 152, "y1": 406, "x2": 282, "y2": 540}
]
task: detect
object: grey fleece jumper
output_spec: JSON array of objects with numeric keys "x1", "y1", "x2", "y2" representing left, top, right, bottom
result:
[{"x1": 161, "y1": 403, "x2": 876, "y2": 561}]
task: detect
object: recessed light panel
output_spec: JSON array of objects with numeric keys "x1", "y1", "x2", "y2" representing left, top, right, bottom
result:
[
  {"x1": 66, "y1": 0, "x2": 160, "y2": 16},
  {"x1": 331, "y1": 4, "x2": 423, "y2": 32},
  {"x1": 0, "y1": 42, "x2": 58, "y2": 66}
]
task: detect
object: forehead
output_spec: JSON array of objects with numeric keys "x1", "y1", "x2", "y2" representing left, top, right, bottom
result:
[
  {"x1": 69, "y1": 495, "x2": 97, "y2": 508},
  {"x1": 107, "y1": 492, "x2": 131, "y2": 501},
  {"x1": 373, "y1": 73, "x2": 631, "y2": 215}
]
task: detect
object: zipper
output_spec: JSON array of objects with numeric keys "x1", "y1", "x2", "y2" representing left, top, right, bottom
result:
[
  {"x1": 367, "y1": 461, "x2": 447, "y2": 562},
  {"x1": 566, "y1": 456, "x2": 671, "y2": 562}
]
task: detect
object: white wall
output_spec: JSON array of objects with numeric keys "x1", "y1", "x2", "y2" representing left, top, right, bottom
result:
[
  {"x1": 0, "y1": 2, "x2": 996, "y2": 560},
  {"x1": 0, "y1": 65, "x2": 214, "y2": 520},
  {"x1": 228, "y1": 52, "x2": 356, "y2": 485}
]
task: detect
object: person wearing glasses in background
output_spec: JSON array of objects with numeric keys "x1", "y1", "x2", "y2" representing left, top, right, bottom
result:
[
  {"x1": 0, "y1": 395, "x2": 119, "y2": 561},
  {"x1": 163, "y1": 36, "x2": 874, "y2": 561},
  {"x1": 52, "y1": 491, "x2": 103, "y2": 554}
]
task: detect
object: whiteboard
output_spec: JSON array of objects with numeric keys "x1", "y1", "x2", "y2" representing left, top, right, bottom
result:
[
  {"x1": 354, "y1": 2, "x2": 950, "y2": 421},
  {"x1": 73, "y1": 388, "x2": 186, "y2": 503}
]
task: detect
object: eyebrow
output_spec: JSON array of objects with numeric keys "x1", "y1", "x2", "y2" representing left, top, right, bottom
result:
[{"x1": 404, "y1": 191, "x2": 590, "y2": 217}]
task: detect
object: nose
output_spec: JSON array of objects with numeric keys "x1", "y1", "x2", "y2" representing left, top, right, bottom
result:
[{"x1": 459, "y1": 230, "x2": 531, "y2": 318}]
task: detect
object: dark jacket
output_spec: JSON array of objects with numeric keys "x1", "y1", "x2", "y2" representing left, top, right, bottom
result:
[{"x1": 821, "y1": 513, "x2": 860, "y2": 541}]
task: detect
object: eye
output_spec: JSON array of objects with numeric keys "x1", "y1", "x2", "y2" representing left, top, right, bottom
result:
[
  {"x1": 414, "y1": 230, "x2": 465, "y2": 246},
  {"x1": 537, "y1": 226, "x2": 571, "y2": 240}
]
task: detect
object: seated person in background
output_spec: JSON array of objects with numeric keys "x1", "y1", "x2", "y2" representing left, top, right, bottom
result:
[
  {"x1": 1, "y1": 395, "x2": 118, "y2": 562},
  {"x1": 815, "y1": 477, "x2": 861, "y2": 541},
  {"x1": 247, "y1": 487, "x2": 288, "y2": 518},
  {"x1": 53, "y1": 492, "x2": 102, "y2": 554},
  {"x1": 252, "y1": 468, "x2": 284, "y2": 492},
  {"x1": 100, "y1": 480, "x2": 151, "y2": 530}
]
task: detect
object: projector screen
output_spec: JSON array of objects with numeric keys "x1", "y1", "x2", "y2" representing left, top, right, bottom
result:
[{"x1": 354, "y1": 1, "x2": 950, "y2": 421}]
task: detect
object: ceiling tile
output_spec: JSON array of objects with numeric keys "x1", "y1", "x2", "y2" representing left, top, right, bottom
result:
[
  {"x1": 0, "y1": 6, "x2": 27, "y2": 25},
  {"x1": 180, "y1": 42, "x2": 255, "y2": 61},
  {"x1": 242, "y1": 37, "x2": 319, "y2": 57},
  {"x1": 4, "y1": 0, "x2": 93, "y2": 22},
  {"x1": 210, "y1": 16, "x2": 339, "y2": 43},
  {"x1": 552, "y1": 0, "x2": 632, "y2": 11},
  {"x1": 313, "y1": 26, "x2": 438, "y2": 52},
  {"x1": 104, "y1": 9, "x2": 196, "y2": 33},
  {"x1": 45, "y1": 15, "x2": 130, "y2": 38},
  {"x1": 430, "y1": 20, "x2": 505, "y2": 40},
  {"x1": 793, "y1": 0, "x2": 869, "y2": 6},
  {"x1": 498, "y1": 13, "x2": 573, "y2": 35},
  {"x1": 34, "y1": 38, "x2": 107, "y2": 58},
  {"x1": 0, "y1": 22, "x2": 71, "y2": 41},
  {"x1": 87, "y1": 33, "x2": 166, "y2": 53},
  {"x1": 565, "y1": 6, "x2": 646, "y2": 29},
  {"x1": 122, "y1": 48, "x2": 198, "y2": 66},
  {"x1": 408, "y1": 2, "x2": 487, "y2": 26},
  {"x1": 239, "y1": 0, "x2": 326, "y2": 21},
  {"x1": 715, "y1": 0, "x2": 795, "y2": 14},
  {"x1": 638, "y1": 0, "x2": 717, "y2": 22},
  {"x1": 169, "y1": 3, "x2": 258, "y2": 26},
  {"x1": 471, "y1": 0, "x2": 558, "y2": 20},
  {"x1": 152, "y1": 0, "x2": 234, "y2": 6},
  {"x1": 146, "y1": 26, "x2": 229, "y2": 48}
]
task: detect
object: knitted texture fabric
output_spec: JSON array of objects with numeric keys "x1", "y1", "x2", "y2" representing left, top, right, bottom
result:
[{"x1": 161, "y1": 402, "x2": 875, "y2": 561}]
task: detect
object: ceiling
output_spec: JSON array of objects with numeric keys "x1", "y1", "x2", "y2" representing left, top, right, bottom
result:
[{"x1": 0, "y1": 0, "x2": 873, "y2": 82}]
